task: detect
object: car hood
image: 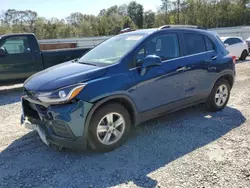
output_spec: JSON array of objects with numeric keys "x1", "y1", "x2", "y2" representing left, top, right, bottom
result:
[{"x1": 24, "y1": 61, "x2": 108, "y2": 91}]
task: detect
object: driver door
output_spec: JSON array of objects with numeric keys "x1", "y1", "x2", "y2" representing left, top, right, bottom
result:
[{"x1": 130, "y1": 32, "x2": 188, "y2": 119}]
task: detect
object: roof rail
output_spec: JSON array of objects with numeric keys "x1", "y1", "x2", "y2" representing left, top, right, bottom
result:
[{"x1": 159, "y1": 25, "x2": 206, "y2": 30}]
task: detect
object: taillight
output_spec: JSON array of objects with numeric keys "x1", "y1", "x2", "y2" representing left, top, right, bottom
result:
[{"x1": 232, "y1": 56, "x2": 236, "y2": 64}]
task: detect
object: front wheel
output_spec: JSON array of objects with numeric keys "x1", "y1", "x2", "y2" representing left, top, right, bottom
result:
[
  {"x1": 206, "y1": 79, "x2": 231, "y2": 112},
  {"x1": 88, "y1": 103, "x2": 131, "y2": 152}
]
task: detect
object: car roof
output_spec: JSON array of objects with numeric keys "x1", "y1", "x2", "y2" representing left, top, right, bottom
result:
[
  {"x1": 0, "y1": 33, "x2": 34, "y2": 38},
  {"x1": 119, "y1": 28, "x2": 158, "y2": 36},
  {"x1": 119, "y1": 27, "x2": 212, "y2": 37}
]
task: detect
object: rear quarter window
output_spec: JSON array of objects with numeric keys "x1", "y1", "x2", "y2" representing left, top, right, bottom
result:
[
  {"x1": 204, "y1": 36, "x2": 215, "y2": 51},
  {"x1": 215, "y1": 36, "x2": 229, "y2": 55}
]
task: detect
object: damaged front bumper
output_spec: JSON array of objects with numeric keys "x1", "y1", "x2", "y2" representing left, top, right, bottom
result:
[
  {"x1": 22, "y1": 117, "x2": 49, "y2": 146},
  {"x1": 21, "y1": 97, "x2": 93, "y2": 149}
]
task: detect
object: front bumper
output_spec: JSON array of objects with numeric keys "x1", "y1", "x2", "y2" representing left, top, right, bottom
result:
[
  {"x1": 23, "y1": 118, "x2": 49, "y2": 146},
  {"x1": 21, "y1": 97, "x2": 93, "y2": 149}
]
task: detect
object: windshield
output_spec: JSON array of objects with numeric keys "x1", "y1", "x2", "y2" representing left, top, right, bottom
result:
[{"x1": 79, "y1": 34, "x2": 146, "y2": 65}]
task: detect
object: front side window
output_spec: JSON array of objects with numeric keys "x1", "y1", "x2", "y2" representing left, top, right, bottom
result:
[
  {"x1": 136, "y1": 33, "x2": 180, "y2": 64},
  {"x1": 79, "y1": 34, "x2": 146, "y2": 65},
  {"x1": 184, "y1": 33, "x2": 206, "y2": 55},
  {"x1": 1, "y1": 36, "x2": 30, "y2": 54}
]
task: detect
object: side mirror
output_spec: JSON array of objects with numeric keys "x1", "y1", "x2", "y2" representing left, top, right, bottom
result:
[
  {"x1": 224, "y1": 43, "x2": 229, "y2": 47},
  {"x1": 0, "y1": 47, "x2": 6, "y2": 57},
  {"x1": 140, "y1": 55, "x2": 161, "y2": 76}
]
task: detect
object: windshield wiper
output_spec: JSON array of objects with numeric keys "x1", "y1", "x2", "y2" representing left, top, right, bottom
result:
[
  {"x1": 71, "y1": 58, "x2": 79, "y2": 63},
  {"x1": 72, "y1": 59, "x2": 97, "y2": 66},
  {"x1": 79, "y1": 61, "x2": 97, "y2": 66}
]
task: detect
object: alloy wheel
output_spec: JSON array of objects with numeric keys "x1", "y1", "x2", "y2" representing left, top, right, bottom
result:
[
  {"x1": 96, "y1": 113, "x2": 125, "y2": 145},
  {"x1": 215, "y1": 84, "x2": 228, "y2": 107}
]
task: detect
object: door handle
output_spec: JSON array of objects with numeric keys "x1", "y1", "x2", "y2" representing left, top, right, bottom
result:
[
  {"x1": 211, "y1": 56, "x2": 217, "y2": 60},
  {"x1": 176, "y1": 67, "x2": 186, "y2": 72}
]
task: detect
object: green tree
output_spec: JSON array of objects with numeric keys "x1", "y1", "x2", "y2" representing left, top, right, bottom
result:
[
  {"x1": 121, "y1": 16, "x2": 137, "y2": 29},
  {"x1": 1, "y1": 1, "x2": 250, "y2": 39},
  {"x1": 118, "y1": 4, "x2": 128, "y2": 16},
  {"x1": 66, "y1": 12, "x2": 84, "y2": 26},
  {"x1": 127, "y1": 1, "x2": 144, "y2": 28},
  {"x1": 161, "y1": 0, "x2": 171, "y2": 24},
  {"x1": 144, "y1": 10, "x2": 155, "y2": 28}
]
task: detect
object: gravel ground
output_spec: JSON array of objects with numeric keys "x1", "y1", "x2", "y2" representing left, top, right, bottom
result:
[{"x1": 0, "y1": 58, "x2": 250, "y2": 188}]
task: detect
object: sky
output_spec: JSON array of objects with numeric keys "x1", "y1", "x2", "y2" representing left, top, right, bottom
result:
[{"x1": 1, "y1": 0, "x2": 162, "y2": 19}]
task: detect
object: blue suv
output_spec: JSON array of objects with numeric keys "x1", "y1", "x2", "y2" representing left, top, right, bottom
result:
[{"x1": 21, "y1": 25, "x2": 235, "y2": 152}]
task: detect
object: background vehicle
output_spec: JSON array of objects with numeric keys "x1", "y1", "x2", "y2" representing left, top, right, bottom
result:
[
  {"x1": 119, "y1": 28, "x2": 135, "y2": 34},
  {"x1": 21, "y1": 25, "x2": 235, "y2": 152},
  {"x1": 0, "y1": 33, "x2": 91, "y2": 83},
  {"x1": 220, "y1": 36, "x2": 249, "y2": 60}
]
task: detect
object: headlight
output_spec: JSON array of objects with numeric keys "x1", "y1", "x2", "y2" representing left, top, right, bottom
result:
[{"x1": 37, "y1": 84, "x2": 86, "y2": 104}]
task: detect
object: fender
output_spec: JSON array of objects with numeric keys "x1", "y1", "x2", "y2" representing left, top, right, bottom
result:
[
  {"x1": 208, "y1": 69, "x2": 235, "y2": 94},
  {"x1": 214, "y1": 69, "x2": 235, "y2": 86},
  {"x1": 82, "y1": 94, "x2": 138, "y2": 149}
]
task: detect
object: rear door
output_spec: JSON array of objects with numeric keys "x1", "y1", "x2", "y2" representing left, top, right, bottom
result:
[
  {"x1": 131, "y1": 32, "x2": 188, "y2": 116},
  {"x1": 0, "y1": 35, "x2": 41, "y2": 81},
  {"x1": 182, "y1": 32, "x2": 217, "y2": 103}
]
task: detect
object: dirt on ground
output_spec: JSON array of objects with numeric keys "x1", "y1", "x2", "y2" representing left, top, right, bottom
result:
[{"x1": 0, "y1": 58, "x2": 250, "y2": 188}]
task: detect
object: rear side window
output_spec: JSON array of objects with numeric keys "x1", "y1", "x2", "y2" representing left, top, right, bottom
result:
[{"x1": 184, "y1": 33, "x2": 206, "y2": 55}]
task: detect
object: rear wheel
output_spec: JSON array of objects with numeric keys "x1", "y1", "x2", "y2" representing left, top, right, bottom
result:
[
  {"x1": 88, "y1": 103, "x2": 131, "y2": 152},
  {"x1": 206, "y1": 79, "x2": 231, "y2": 112},
  {"x1": 239, "y1": 50, "x2": 248, "y2": 60}
]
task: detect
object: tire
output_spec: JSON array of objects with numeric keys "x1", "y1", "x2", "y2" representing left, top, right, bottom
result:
[
  {"x1": 205, "y1": 79, "x2": 231, "y2": 112},
  {"x1": 239, "y1": 50, "x2": 248, "y2": 60},
  {"x1": 88, "y1": 103, "x2": 131, "y2": 152}
]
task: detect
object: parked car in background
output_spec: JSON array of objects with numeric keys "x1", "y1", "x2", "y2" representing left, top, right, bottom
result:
[
  {"x1": 21, "y1": 25, "x2": 235, "y2": 152},
  {"x1": 0, "y1": 33, "x2": 91, "y2": 83},
  {"x1": 220, "y1": 36, "x2": 249, "y2": 60}
]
